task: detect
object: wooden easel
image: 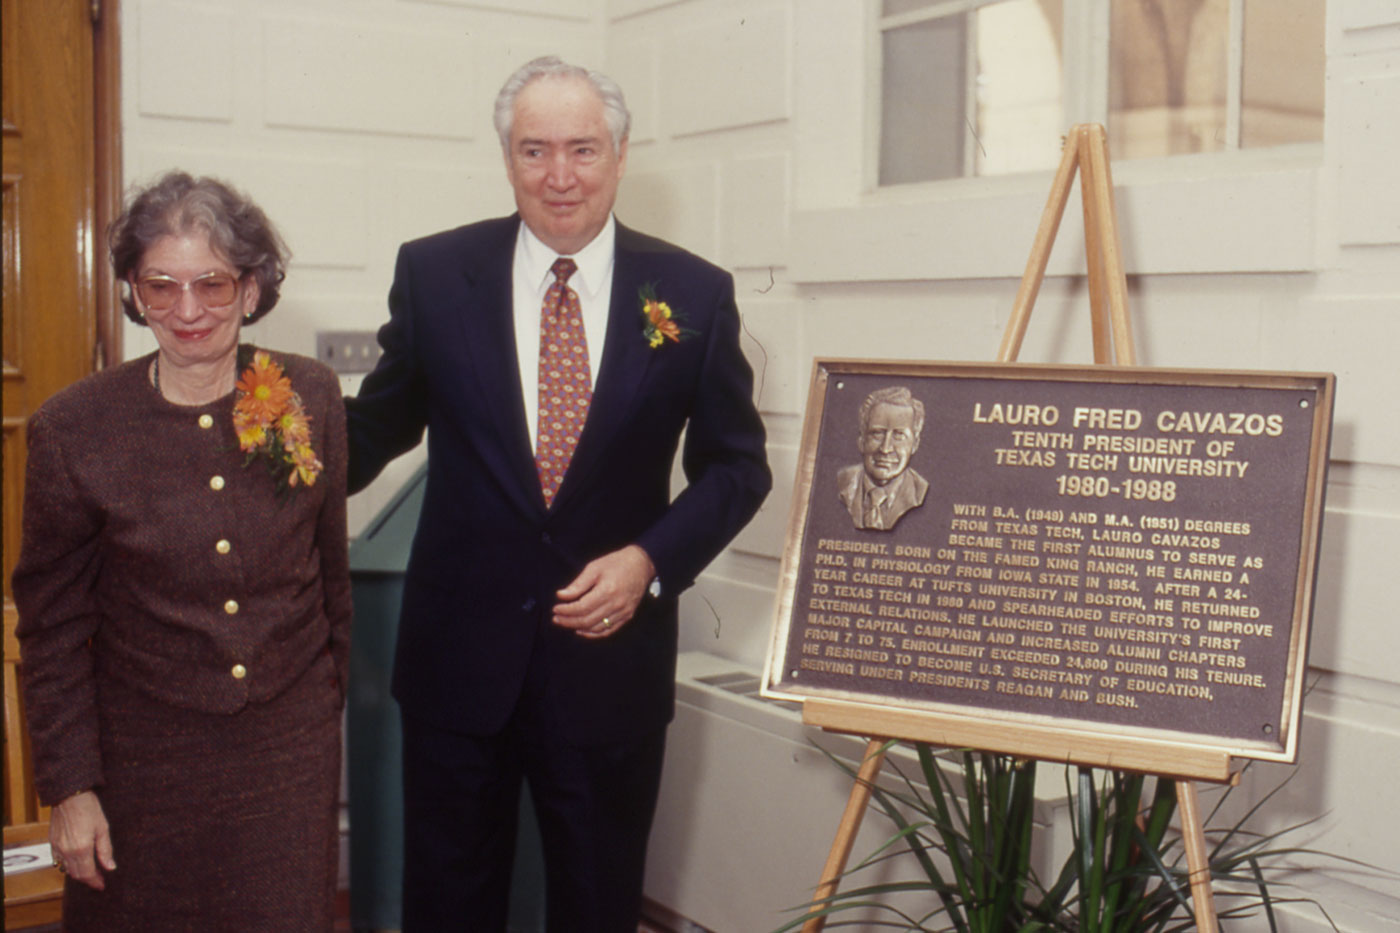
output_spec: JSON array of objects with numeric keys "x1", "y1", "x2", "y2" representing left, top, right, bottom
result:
[{"x1": 800, "y1": 125, "x2": 1229, "y2": 933}]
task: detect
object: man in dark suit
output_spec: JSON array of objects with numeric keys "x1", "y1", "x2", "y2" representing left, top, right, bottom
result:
[{"x1": 344, "y1": 56, "x2": 770, "y2": 932}]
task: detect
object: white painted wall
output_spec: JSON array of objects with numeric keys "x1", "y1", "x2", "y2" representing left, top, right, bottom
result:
[{"x1": 121, "y1": 0, "x2": 1400, "y2": 927}]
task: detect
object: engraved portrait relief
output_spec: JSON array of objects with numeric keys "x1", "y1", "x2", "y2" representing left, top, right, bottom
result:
[{"x1": 837, "y1": 386, "x2": 929, "y2": 531}]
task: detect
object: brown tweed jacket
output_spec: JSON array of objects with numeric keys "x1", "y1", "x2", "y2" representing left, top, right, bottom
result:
[{"x1": 11, "y1": 347, "x2": 351, "y2": 806}]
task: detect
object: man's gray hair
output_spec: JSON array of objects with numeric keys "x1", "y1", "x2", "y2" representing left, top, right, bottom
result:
[
  {"x1": 859, "y1": 386, "x2": 925, "y2": 436},
  {"x1": 493, "y1": 55, "x2": 631, "y2": 154}
]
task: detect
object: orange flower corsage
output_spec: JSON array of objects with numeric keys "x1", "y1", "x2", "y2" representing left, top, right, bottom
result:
[
  {"x1": 639, "y1": 283, "x2": 696, "y2": 349},
  {"x1": 233, "y1": 349, "x2": 322, "y2": 489}
]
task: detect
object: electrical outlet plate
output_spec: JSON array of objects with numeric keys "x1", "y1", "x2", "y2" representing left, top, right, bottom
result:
[{"x1": 317, "y1": 330, "x2": 382, "y2": 374}]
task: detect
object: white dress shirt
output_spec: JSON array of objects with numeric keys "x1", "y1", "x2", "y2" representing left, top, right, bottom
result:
[{"x1": 512, "y1": 216, "x2": 616, "y2": 451}]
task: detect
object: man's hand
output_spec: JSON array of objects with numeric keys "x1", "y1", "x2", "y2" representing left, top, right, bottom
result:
[
  {"x1": 553, "y1": 544, "x2": 656, "y2": 639},
  {"x1": 50, "y1": 790, "x2": 116, "y2": 890}
]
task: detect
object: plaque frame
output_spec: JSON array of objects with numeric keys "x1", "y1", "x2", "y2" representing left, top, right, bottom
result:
[{"x1": 761, "y1": 359, "x2": 1334, "y2": 771}]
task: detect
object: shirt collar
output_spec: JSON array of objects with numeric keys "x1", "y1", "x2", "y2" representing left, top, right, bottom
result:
[
  {"x1": 518, "y1": 214, "x2": 616, "y2": 300},
  {"x1": 860, "y1": 469, "x2": 907, "y2": 499}
]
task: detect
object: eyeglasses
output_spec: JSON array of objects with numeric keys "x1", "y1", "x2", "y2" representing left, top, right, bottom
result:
[{"x1": 134, "y1": 273, "x2": 242, "y2": 312}]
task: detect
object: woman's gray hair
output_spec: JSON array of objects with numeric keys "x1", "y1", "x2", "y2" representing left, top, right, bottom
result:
[
  {"x1": 493, "y1": 56, "x2": 631, "y2": 154},
  {"x1": 109, "y1": 170, "x2": 289, "y2": 325}
]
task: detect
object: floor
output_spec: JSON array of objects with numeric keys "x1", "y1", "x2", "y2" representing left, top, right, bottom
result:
[
  {"x1": 332, "y1": 891, "x2": 689, "y2": 933},
  {"x1": 19, "y1": 896, "x2": 677, "y2": 933},
  {"x1": 334, "y1": 888, "x2": 352, "y2": 931}
]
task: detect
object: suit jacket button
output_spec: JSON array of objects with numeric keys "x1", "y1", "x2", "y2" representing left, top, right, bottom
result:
[
  {"x1": 231, "y1": 664, "x2": 247, "y2": 679},
  {"x1": 198, "y1": 414, "x2": 214, "y2": 429},
  {"x1": 210, "y1": 475, "x2": 225, "y2": 491},
  {"x1": 522, "y1": 597, "x2": 537, "y2": 612},
  {"x1": 540, "y1": 532, "x2": 552, "y2": 544},
  {"x1": 224, "y1": 599, "x2": 240, "y2": 615}
]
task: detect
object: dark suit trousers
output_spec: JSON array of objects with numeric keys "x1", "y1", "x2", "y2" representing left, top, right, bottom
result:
[{"x1": 400, "y1": 694, "x2": 667, "y2": 932}]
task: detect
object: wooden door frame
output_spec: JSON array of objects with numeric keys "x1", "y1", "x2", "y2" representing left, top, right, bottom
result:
[
  {"x1": 95, "y1": 0, "x2": 124, "y2": 369},
  {"x1": 1, "y1": 11, "x2": 121, "y2": 919},
  {"x1": 2, "y1": 0, "x2": 121, "y2": 601}
]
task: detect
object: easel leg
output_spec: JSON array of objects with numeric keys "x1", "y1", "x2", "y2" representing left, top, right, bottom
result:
[
  {"x1": 998, "y1": 129, "x2": 1081, "y2": 364},
  {"x1": 998, "y1": 123, "x2": 1134, "y2": 366},
  {"x1": 1079, "y1": 125, "x2": 1135, "y2": 365},
  {"x1": 801, "y1": 737, "x2": 890, "y2": 933},
  {"x1": 1077, "y1": 127, "x2": 1113, "y2": 364},
  {"x1": 1176, "y1": 779, "x2": 1220, "y2": 933}
]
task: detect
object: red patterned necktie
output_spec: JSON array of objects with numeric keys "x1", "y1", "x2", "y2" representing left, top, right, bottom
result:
[{"x1": 535, "y1": 257, "x2": 592, "y2": 506}]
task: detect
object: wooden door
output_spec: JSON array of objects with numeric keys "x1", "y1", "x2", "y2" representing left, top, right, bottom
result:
[{"x1": 2, "y1": 0, "x2": 120, "y2": 620}]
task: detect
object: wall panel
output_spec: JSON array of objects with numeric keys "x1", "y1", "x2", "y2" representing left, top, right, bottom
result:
[
  {"x1": 615, "y1": 163, "x2": 719, "y2": 258},
  {"x1": 131, "y1": 147, "x2": 371, "y2": 269},
  {"x1": 263, "y1": 18, "x2": 477, "y2": 139},
  {"x1": 137, "y1": 1, "x2": 236, "y2": 121},
  {"x1": 1336, "y1": 71, "x2": 1400, "y2": 246},
  {"x1": 403, "y1": 0, "x2": 592, "y2": 19},
  {"x1": 662, "y1": 3, "x2": 791, "y2": 137},
  {"x1": 1272, "y1": 298, "x2": 1400, "y2": 465},
  {"x1": 605, "y1": 38, "x2": 659, "y2": 144},
  {"x1": 384, "y1": 162, "x2": 516, "y2": 252},
  {"x1": 722, "y1": 153, "x2": 789, "y2": 268}
]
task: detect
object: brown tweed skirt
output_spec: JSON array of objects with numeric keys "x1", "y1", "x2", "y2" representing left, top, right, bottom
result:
[{"x1": 63, "y1": 653, "x2": 342, "y2": 933}]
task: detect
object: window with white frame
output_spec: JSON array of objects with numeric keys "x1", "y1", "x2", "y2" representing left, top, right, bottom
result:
[{"x1": 877, "y1": 0, "x2": 1324, "y2": 187}]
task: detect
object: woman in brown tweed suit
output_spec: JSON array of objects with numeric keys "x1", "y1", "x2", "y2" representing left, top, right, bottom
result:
[{"x1": 11, "y1": 171, "x2": 351, "y2": 931}]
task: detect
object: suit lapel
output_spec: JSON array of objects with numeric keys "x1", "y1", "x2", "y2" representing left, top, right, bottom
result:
[
  {"x1": 455, "y1": 217, "x2": 545, "y2": 516},
  {"x1": 548, "y1": 225, "x2": 655, "y2": 512}
]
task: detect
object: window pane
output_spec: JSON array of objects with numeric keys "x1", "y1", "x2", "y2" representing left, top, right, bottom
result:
[
  {"x1": 879, "y1": 1, "x2": 1061, "y2": 186},
  {"x1": 880, "y1": 14, "x2": 969, "y2": 185},
  {"x1": 1109, "y1": 0, "x2": 1229, "y2": 158},
  {"x1": 1241, "y1": 0, "x2": 1323, "y2": 147},
  {"x1": 975, "y1": 0, "x2": 1063, "y2": 176}
]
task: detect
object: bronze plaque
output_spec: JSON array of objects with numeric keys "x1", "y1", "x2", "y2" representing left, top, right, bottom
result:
[{"x1": 762, "y1": 361, "x2": 1334, "y2": 762}]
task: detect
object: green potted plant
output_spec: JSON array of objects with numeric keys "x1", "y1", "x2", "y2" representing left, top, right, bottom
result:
[{"x1": 776, "y1": 742, "x2": 1343, "y2": 932}]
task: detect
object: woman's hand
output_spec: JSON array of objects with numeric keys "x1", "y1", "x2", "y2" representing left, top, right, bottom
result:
[{"x1": 50, "y1": 790, "x2": 116, "y2": 890}]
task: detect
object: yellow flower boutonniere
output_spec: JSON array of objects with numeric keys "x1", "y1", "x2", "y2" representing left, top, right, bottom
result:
[
  {"x1": 233, "y1": 349, "x2": 323, "y2": 490},
  {"x1": 639, "y1": 282, "x2": 697, "y2": 349}
]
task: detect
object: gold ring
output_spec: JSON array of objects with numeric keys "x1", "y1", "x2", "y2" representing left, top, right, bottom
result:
[
  {"x1": 53, "y1": 856, "x2": 66, "y2": 874},
  {"x1": 602, "y1": 617, "x2": 612, "y2": 628}
]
